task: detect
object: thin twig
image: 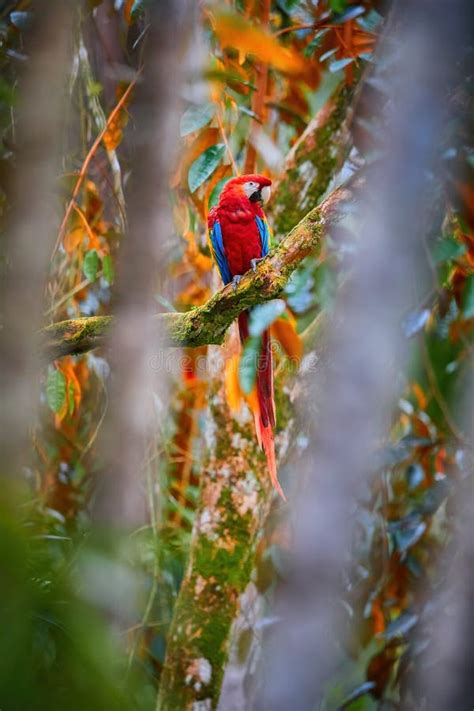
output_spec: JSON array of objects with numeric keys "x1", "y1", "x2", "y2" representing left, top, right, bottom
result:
[
  {"x1": 217, "y1": 105, "x2": 239, "y2": 175},
  {"x1": 52, "y1": 73, "x2": 140, "y2": 259}
]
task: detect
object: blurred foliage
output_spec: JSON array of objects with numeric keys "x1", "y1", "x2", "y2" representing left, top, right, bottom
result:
[{"x1": 0, "y1": 0, "x2": 472, "y2": 709}]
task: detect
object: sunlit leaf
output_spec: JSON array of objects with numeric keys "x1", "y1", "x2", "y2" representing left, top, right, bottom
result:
[
  {"x1": 63, "y1": 227, "x2": 83, "y2": 254},
  {"x1": 188, "y1": 144, "x2": 225, "y2": 193},
  {"x1": 271, "y1": 314, "x2": 303, "y2": 362},
  {"x1": 213, "y1": 12, "x2": 305, "y2": 74},
  {"x1": 225, "y1": 353, "x2": 242, "y2": 412},
  {"x1": 249, "y1": 300, "x2": 286, "y2": 337},
  {"x1": 83, "y1": 250, "x2": 99, "y2": 281},
  {"x1": 239, "y1": 336, "x2": 261, "y2": 394},
  {"x1": 180, "y1": 103, "x2": 215, "y2": 137},
  {"x1": 46, "y1": 368, "x2": 67, "y2": 414}
]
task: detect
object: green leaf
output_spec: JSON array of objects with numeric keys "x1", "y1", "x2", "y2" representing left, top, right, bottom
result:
[
  {"x1": 188, "y1": 144, "x2": 225, "y2": 194},
  {"x1": 276, "y1": 0, "x2": 299, "y2": 13},
  {"x1": 461, "y1": 274, "x2": 474, "y2": 319},
  {"x1": 209, "y1": 177, "x2": 229, "y2": 208},
  {"x1": 328, "y1": 0, "x2": 347, "y2": 13},
  {"x1": 314, "y1": 263, "x2": 337, "y2": 308},
  {"x1": 304, "y1": 30, "x2": 329, "y2": 58},
  {"x1": 0, "y1": 78, "x2": 15, "y2": 107},
  {"x1": 68, "y1": 381, "x2": 76, "y2": 416},
  {"x1": 239, "y1": 336, "x2": 262, "y2": 394},
  {"x1": 102, "y1": 254, "x2": 114, "y2": 285},
  {"x1": 329, "y1": 57, "x2": 354, "y2": 73},
  {"x1": 357, "y1": 9, "x2": 383, "y2": 32},
  {"x1": 83, "y1": 250, "x2": 99, "y2": 282},
  {"x1": 180, "y1": 103, "x2": 215, "y2": 136},
  {"x1": 249, "y1": 300, "x2": 286, "y2": 337},
  {"x1": 46, "y1": 368, "x2": 66, "y2": 414},
  {"x1": 432, "y1": 237, "x2": 466, "y2": 264}
]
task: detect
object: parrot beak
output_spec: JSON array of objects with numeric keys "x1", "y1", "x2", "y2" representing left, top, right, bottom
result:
[
  {"x1": 261, "y1": 185, "x2": 271, "y2": 204},
  {"x1": 249, "y1": 184, "x2": 271, "y2": 205}
]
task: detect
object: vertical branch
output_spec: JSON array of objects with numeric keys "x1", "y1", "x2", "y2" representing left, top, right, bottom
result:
[
  {"x1": 269, "y1": 78, "x2": 359, "y2": 236},
  {"x1": 157, "y1": 374, "x2": 274, "y2": 710},
  {"x1": 93, "y1": 0, "x2": 193, "y2": 525},
  {"x1": 0, "y1": 1, "x2": 72, "y2": 480},
  {"x1": 258, "y1": 2, "x2": 469, "y2": 708}
]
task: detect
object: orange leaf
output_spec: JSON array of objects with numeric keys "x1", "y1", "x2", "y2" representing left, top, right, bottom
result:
[
  {"x1": 271, "y1": 314, "x2": 303, "y2": 362},
  {"x1": 412, "y1": 383, "x2": 427, "y2": 410},
  {"x1": 124, "y1": 0, "x2": 134, "y2": 24},
  {"x1": 371, "y1": 599, "x2": 385, "y2": 635},
  {"x1": 63, "y1": 227, "x2": 83, "y2": 254},
  {"x1": 225, "y1": 353, "x2": 243, "y2": 413},
  {"x1": 213, "y1": 12, "x2": 305, "y2": 75}
]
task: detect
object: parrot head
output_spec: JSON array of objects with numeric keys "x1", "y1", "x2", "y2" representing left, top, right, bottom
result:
[{"x1": 220, "y1": 174, "x2": 272, "y2": 206}]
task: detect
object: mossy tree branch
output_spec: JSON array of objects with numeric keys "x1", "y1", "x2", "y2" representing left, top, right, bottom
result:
[
  {"x1": 40, "y1": 186, "x2": 349, "y2": 362},
  {"x1": 156, "y1": 379, "x2": 274, "y2": 710}
]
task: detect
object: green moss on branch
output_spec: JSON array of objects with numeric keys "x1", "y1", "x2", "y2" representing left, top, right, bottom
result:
[{"x1": 271, "y1": 80, "x2": 358, "y2": 236}]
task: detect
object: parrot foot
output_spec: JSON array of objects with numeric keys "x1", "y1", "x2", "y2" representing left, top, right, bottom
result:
[
  {"x1": 232, "y1": 274, "x2": 242, "y2": 290},
  {"x1": 250, "y1": 257, "x2": 265, "y2": 272}
]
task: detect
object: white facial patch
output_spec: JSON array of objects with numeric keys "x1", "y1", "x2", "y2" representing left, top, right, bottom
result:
[
  {"x1": 243, "y1": 181, "x2": 259, "y2": 198},
  {"x1": 261, "y1": 185, "x2": 271, "y2": 204}
]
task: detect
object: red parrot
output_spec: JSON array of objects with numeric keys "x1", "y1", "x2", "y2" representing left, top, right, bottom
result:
[{"x1": 208, "y1": 174, "x2": 286, "y2": 500}]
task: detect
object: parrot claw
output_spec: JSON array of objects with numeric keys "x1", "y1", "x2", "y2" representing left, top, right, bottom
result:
[
  {"x1": 232, "y1": 274, "x2": 242, "y2": 290},
  {"x1": 250, "y1": 257, "x2": 264, "y2": 272}
]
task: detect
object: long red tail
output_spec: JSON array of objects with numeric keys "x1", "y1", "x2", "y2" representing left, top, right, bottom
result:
[{"x1": 238, "y1": 312, "x2": 286, "y2": 501}]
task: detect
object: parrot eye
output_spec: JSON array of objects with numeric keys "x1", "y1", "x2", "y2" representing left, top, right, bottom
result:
[{"x1": 243, "y1": 181, "x2": 260, "y2": 198}]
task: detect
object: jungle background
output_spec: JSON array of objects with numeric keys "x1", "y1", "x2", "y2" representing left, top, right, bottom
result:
[{"x1": 0, "y1": 0, "x2": 473, "y2": 709}]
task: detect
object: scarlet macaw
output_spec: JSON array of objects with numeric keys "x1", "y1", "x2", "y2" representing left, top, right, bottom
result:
[{"x1": 208, "y1": 174, "x2": 286, "y2": 500}]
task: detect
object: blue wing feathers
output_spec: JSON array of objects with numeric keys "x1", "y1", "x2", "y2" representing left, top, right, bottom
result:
[
  {"x1": 255, "y1": 216, "x2": 270, "y2": 256},
  {"x1": 209, "y1": 220, "x2": 232, "y2": 285}
]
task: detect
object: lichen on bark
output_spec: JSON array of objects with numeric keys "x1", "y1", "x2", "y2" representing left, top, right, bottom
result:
[
  {"x1": 271, "y1": 80, "x2": 358, "y2": 236},
  {"x1": 156, "y1": 376, "x2": 274, "y2": 711}
]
